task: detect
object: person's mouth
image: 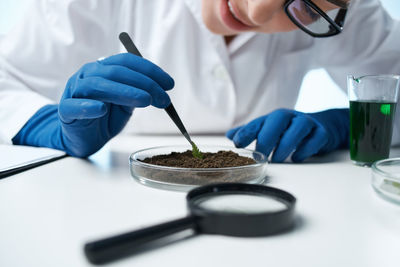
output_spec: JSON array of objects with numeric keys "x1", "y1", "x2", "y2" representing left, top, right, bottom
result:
[
  {"x1": 220, "y1": 0, "x2": 256, "y2": 32},
  {"x1": 227, "y1": 1, "x2": 240, "y2": 21}
]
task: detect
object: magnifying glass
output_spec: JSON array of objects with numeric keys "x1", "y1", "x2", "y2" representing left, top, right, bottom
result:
[{"x1": 84, "y1": 183, "x2": 296, "y2": 264}]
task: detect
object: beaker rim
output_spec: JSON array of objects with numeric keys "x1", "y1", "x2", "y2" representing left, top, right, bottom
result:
[{"x1": 348, "y1": 74, "x2": 400, "y2": 81}]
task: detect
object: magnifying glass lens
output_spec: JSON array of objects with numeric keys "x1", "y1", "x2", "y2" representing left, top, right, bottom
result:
[
  {"x1": 188, "y1": 183, "x2": 296, "y2": 237},
  {"x1": 194, "y1": 193, "x2": 288, "y2": 214}
]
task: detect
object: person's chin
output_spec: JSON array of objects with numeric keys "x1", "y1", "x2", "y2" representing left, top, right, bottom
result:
[
  {"x1": 203, "y1": 19, "x2": 238, "y2": 35},
  {"x1": 208, "y1": 27, "x2": 237, "y2": 35}
]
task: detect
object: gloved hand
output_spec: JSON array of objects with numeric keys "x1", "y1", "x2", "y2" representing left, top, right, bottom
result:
[
  {"x1": 12, "y1": 53, "x2": 174, "y2": 157},
  {"x1": 226, "y1": 108, "x2": 349, "y2": 163}
]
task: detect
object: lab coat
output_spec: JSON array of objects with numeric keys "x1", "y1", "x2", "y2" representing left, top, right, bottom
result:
[{"x1": 1, "y1": 0, "x2": 400, "y2": 145}]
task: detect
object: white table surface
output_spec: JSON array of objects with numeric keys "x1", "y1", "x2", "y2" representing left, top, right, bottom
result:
[{"x1": 1, "y1": 134, "x2": 399, "y2": 267}]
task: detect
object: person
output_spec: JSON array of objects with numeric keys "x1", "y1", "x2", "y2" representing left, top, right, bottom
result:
[{"x1": 0, "y1": 0, "x2": 399, "y2": 162}]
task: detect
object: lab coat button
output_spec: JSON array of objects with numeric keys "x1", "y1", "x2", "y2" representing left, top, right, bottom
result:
[{"x1": 212, "y1": 65, "x2": 229, "y2": 81}]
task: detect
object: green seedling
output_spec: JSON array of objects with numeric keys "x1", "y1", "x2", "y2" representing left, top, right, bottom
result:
[
  {"x1": 191, "y1": 142, "x2": 203, "y2": 159},
  {"x1": 391, "y1": 180, "x2": 400, "y2": 189}
]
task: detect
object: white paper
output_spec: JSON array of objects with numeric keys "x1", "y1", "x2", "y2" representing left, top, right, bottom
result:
[{"x1": 0, "y1": 145, "x2": 66, "y2": 172}]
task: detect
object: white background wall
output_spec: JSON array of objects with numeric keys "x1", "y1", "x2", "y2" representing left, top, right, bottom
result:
[
  {"x1": 0, "y1": 0, "x2": 399, "y2": 112},
  {"x1": 295, "y1": 0, "x2": 400, "y2": 112}
]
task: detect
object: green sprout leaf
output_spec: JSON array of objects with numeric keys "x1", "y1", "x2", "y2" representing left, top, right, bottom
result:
[
  {"x1": 391, "y1": 181, "x2": 400, "y2": 189},
  {"x1": 191, "y1": 142, "x2": 203, "y2": 159}
]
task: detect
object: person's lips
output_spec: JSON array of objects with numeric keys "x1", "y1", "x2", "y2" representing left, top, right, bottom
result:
[
  {"x1": 227, "y1": 1, "x2": 240, "y2": 21},
  {"x1": 228, "y1": 1, "x2": 256, "y2": 27},
  {"x1": 220, "y1": 0, "x2": 256, "y2": 31}
]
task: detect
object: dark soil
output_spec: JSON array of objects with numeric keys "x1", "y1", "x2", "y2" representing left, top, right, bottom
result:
[{"x1": 140, "y1": 150, "x2": 256, "y2": 168}]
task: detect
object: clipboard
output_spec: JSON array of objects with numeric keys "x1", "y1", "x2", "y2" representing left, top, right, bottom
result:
[{"x1": 0, "y1": 145, "x2": 67, "y2": 179}]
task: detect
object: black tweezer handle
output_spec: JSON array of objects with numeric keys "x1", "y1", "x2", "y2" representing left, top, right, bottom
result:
[
  {"x1": 119, "y1": 32, "x2": 143, "y2": 57},
  {"x1": 164, "y1": 104, "x2": 192, "y2": 143},
  {"x1": 118, "y1": 32, "x2": 192, "y2": 143}
]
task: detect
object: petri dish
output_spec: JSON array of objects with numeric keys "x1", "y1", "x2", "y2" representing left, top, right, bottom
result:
[
  {"x1": 371, "y1": 158, "x2": 400, "y2": 205},
  {"x1": 129, "y1": 145, "x2": 268, "y2": 191}
]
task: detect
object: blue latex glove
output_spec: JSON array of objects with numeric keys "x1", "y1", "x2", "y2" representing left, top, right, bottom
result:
[
  {"x1": 226, "y1": 108, "x2": 349, "y2": 163},
  {"x1": 13, "y1": 53, "x2": 174, "y2": 157}
]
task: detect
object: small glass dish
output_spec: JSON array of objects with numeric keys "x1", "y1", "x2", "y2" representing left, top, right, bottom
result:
[
  {"x1": 371, "y1": 158, "x2": 400, "y2": 205},
  {"x1": 129, "y1": 145, "x2": 268, "y2": 191}
]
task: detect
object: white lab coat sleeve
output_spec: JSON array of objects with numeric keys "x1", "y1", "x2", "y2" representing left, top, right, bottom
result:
[
  {"x1": 0, "y1": 0, "x2": 122, "y2": 144},
  {"x1": 315, "y1": 0, "x2": 400, "y2": 145}
]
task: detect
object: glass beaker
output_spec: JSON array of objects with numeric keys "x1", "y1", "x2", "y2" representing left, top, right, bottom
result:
[{"x1": 348, "y1": 75, "x2": 400, "y2": 166}]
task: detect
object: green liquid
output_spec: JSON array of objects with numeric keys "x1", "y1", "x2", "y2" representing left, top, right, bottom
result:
[{"x1": 350, "y1": 101, "x2": 396, "y2": 164}]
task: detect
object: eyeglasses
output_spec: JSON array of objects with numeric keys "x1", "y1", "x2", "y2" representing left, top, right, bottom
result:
[{"x1": 284, "y1": 0, "x2": 348, "y2": 38}]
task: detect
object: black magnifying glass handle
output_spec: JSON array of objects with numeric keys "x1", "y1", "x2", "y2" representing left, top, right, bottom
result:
[{"x1": 84, "y1": 216, "x2": 197, "y2": 265}]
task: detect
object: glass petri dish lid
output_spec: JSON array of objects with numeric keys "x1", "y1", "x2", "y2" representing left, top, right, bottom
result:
[
  {"x1": 129, "y1": 145, "x2": 268, "y2": 191},
  {"x1": 371, "y1": 158, "x2": 400, "y2": 205}
]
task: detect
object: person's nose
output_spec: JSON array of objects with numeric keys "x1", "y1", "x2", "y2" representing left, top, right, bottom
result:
[{"x1": 246, "y1": 0, "x2": 283, "y2": 25}]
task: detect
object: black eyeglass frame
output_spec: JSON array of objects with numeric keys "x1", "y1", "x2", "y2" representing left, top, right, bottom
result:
[{"x1": 284, "y1": 0, "x2": 348, "y2": 38}]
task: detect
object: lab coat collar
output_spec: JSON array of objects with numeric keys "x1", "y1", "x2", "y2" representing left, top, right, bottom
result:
[{"x1": 228, "y1": 32, "x2": 256, "y2": 54}]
